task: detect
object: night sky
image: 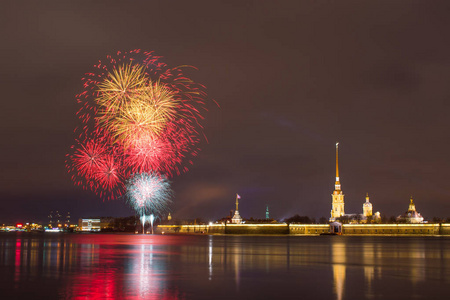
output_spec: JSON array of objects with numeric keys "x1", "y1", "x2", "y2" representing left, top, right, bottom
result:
[{"x1": 2, "y1": 1, "x2": 450, "y2": 223}]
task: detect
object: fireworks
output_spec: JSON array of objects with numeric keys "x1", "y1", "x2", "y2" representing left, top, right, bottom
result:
[
  {"x1": 68, "y1": 135, "x2": 124, "y2": 199},
  {"x1": 96, "y1": 64, "x2": 179, "y2": 146},
  {"x1": 126, "y1": 172, "x2": 172, "y2": 217},
  {"x1": 66, "y1": 49, "x2": 208, "y2": 201}
]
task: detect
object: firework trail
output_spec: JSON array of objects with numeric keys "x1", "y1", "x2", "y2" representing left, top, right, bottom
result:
[{"x1": 66, "y1": 49, "x2": 207, "y2": 201}]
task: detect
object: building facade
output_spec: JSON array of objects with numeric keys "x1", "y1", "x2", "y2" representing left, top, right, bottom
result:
[{"x1": 78, "y1": 219, "x2": 101, "y2": 231}]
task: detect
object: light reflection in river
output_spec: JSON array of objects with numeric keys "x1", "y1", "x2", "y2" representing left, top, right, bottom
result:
[
  {"x1": 332, "y1": 241, "x2": 346, "y2": 300},
  {"x1": 0, "y1": 234, "x2": 449, "y2": 300}
]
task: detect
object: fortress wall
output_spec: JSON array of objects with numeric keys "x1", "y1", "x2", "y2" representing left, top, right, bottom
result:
[
  {"x1": 289, "y1": 224, "x2": 330, "y2": 235},
  {"x1": 157, "y1": 223, "x2": 450, "y2": 235},
  {"x1": 225, "y1": 224, "x2": 289, "y2": 234},
  {"x1": 439, "y1": 224, "x2": 450, "y2": 235},
  {"x1": 157, "y1": 224, "x2": 289, "y2": 234},
  {"x1": 342, "y1": 224, "x2": 440, "y2": 235},
  {"x1": 157, "y1": 224, "x2": 225, "y2": 234}
]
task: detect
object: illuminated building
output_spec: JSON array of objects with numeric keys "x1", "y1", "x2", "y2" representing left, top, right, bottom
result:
[
  {"x1": 329, "y1": 144, "x2": 382, "y2": 223},
  {"x1": 363, "y1": 193, "x2": 373, "y2": 217},
  {"x1": 266, "y1": 205, "x2": 269, "y2": 220},
  {"x1": 78, "y1": 219, "x2": 101, "y2": 231},
  {"x1": 374, "y1": 211, "x2": 381, "y2": 221},
  {"x1": 397, "y1": 197, "x2": 424, "y2": 223},
  {"x1": 231, "y1": 194, "x2": 243, "y2": 224},
  {"x1": 330, "y1": 142, "x2": 345, "y2": 221},
  {"x1": 359, "y1": 194, "x2": 381, "y2": 223}
]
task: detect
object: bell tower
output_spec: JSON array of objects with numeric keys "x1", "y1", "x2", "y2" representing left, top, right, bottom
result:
[{"x1": 330, "y1": 142, "x2": 345, "y2": 221}]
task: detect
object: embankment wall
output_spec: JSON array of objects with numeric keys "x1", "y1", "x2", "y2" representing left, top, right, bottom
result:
[{"x1": 157, "y1": 223, "x2": 450, "y2": 235}]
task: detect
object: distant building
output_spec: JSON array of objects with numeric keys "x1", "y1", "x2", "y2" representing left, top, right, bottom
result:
[
  {"x1": 363, "y1": 193, "x2": 373, "y2": 217},
  {"x1": 397, "y1": 197, "x2": 424, "y2": 223},
  {"x1": 78, "y1": 219, "x2": 101, "y2": 231},
  {"x1": 330, "y1": 143, "x2": 345, "y2": 221},
  {"x1": 374, "y1": 211, "x2": 381, "y2": 221},
  {"x1": 329, "y1": 144, "x2": 382, "y2": 223},
  {"x1": 231, "y1": 194, "x2": 243, "y2": 224},
  {"x1": 266, "y1": 205, "x2": 270, "y2": 220},
  {"x1": 361, "y1": 194, "x2": 381, "y2": 222},
  {"x1": 100, "y1": 217, "x2": 114, "y2": 230}
]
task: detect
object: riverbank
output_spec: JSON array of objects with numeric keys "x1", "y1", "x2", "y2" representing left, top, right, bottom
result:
[{"x1": 157, "y1": 223, "x2": 450, "y2": 235}]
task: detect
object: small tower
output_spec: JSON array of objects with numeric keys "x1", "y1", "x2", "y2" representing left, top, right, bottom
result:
[
  {"x1": 330, "y1": 142, "x2": 345, "y2": 221},
  {"x1": 363, "y1": 193, "x2": 373, "y2": 217},
  {"x1": 266, "y1": 205, "x2": 270, "y2": 220},
  {"x1": 167, "y1": 213, "x2": 172, "y2": 221},
  {"x1": 231, "y1": 194, "x2": 243, "y2": 224}
]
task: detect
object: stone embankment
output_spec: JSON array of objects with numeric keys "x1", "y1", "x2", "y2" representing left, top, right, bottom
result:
[{"x1": 157, "y1": 223, "x2": 450, "y2": 235}]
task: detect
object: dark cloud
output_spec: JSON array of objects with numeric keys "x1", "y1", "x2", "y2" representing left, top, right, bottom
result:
[{"x1": 1, "y1": 0, "x2": 450, "y2": 223}]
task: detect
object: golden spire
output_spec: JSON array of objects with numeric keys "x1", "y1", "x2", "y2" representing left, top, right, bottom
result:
[
  {"x1": 408, "y1": 196, "x2": 416, "y2": 212},
  {"x1": 336, "y1": 142, "x2": 339, "y2": 178},
  {"x1": 236, "y1": 194, "x2": 239, "y2": 211},
  {"x1": 335, "y1": 142, "x2": 341, "y2": 191}
]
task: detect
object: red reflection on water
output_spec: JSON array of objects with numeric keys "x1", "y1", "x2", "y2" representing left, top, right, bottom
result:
[
  {"x1": 59, "y1": 235, "x2": 184, "y2": 300},
  {"x1": 67, "y1": 268, "x2": 117, "y2": 299},
  {"x1": 14, "y1": 239, "x2": 21, "y2": 284}
]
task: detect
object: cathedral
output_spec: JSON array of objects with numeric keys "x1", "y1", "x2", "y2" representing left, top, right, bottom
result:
[
  {"x1": 330, "y1": 143, "x2": 345, "y2": 221},
  {"x1": 396, "y1": 197, "x2": 424, "y2": 223},
  {"x1": 329, "y1": 143, "x2": 380, "y2": 223}
]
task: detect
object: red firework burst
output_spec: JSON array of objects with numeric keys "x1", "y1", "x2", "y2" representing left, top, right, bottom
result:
[{"x1": 67, "y1": 50, "x2": 208, "y2": 199}]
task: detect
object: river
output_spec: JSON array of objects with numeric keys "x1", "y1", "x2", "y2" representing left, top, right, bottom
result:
[{"x1": 0, "y1": 233, "x2": 449, "y2": 299}]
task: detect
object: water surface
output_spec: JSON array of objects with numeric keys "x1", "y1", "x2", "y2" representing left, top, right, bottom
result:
[{"x1": 0, "y1": 233, "x2": 449, "y2": 299}]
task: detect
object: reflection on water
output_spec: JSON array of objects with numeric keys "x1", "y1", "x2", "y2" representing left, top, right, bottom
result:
[
  {"x1": 363, "y1": 242, "x2": 375, "y2": 298},
  {"x1": 0, "y1": 234, "x2": 449, "y2": 299},
  {"x1": 332, "y1": 242, "x2": 346, "y2": 300}
]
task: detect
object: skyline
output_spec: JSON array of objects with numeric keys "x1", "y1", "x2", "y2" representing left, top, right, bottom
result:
[
  {"x1": 2, "y1": 1, "x2": 450, "y2": 223},
  {"x1": 0, "y1": 142, "x2": 440, "y2": 224}
]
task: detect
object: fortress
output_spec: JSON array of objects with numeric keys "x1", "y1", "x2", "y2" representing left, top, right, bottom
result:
[
  {"x1": 157, "y1": 223, "x2": 450, "y2": 235},
  {"x1": 158, "y1": 143, "x2": 445, "y2": 235}
]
